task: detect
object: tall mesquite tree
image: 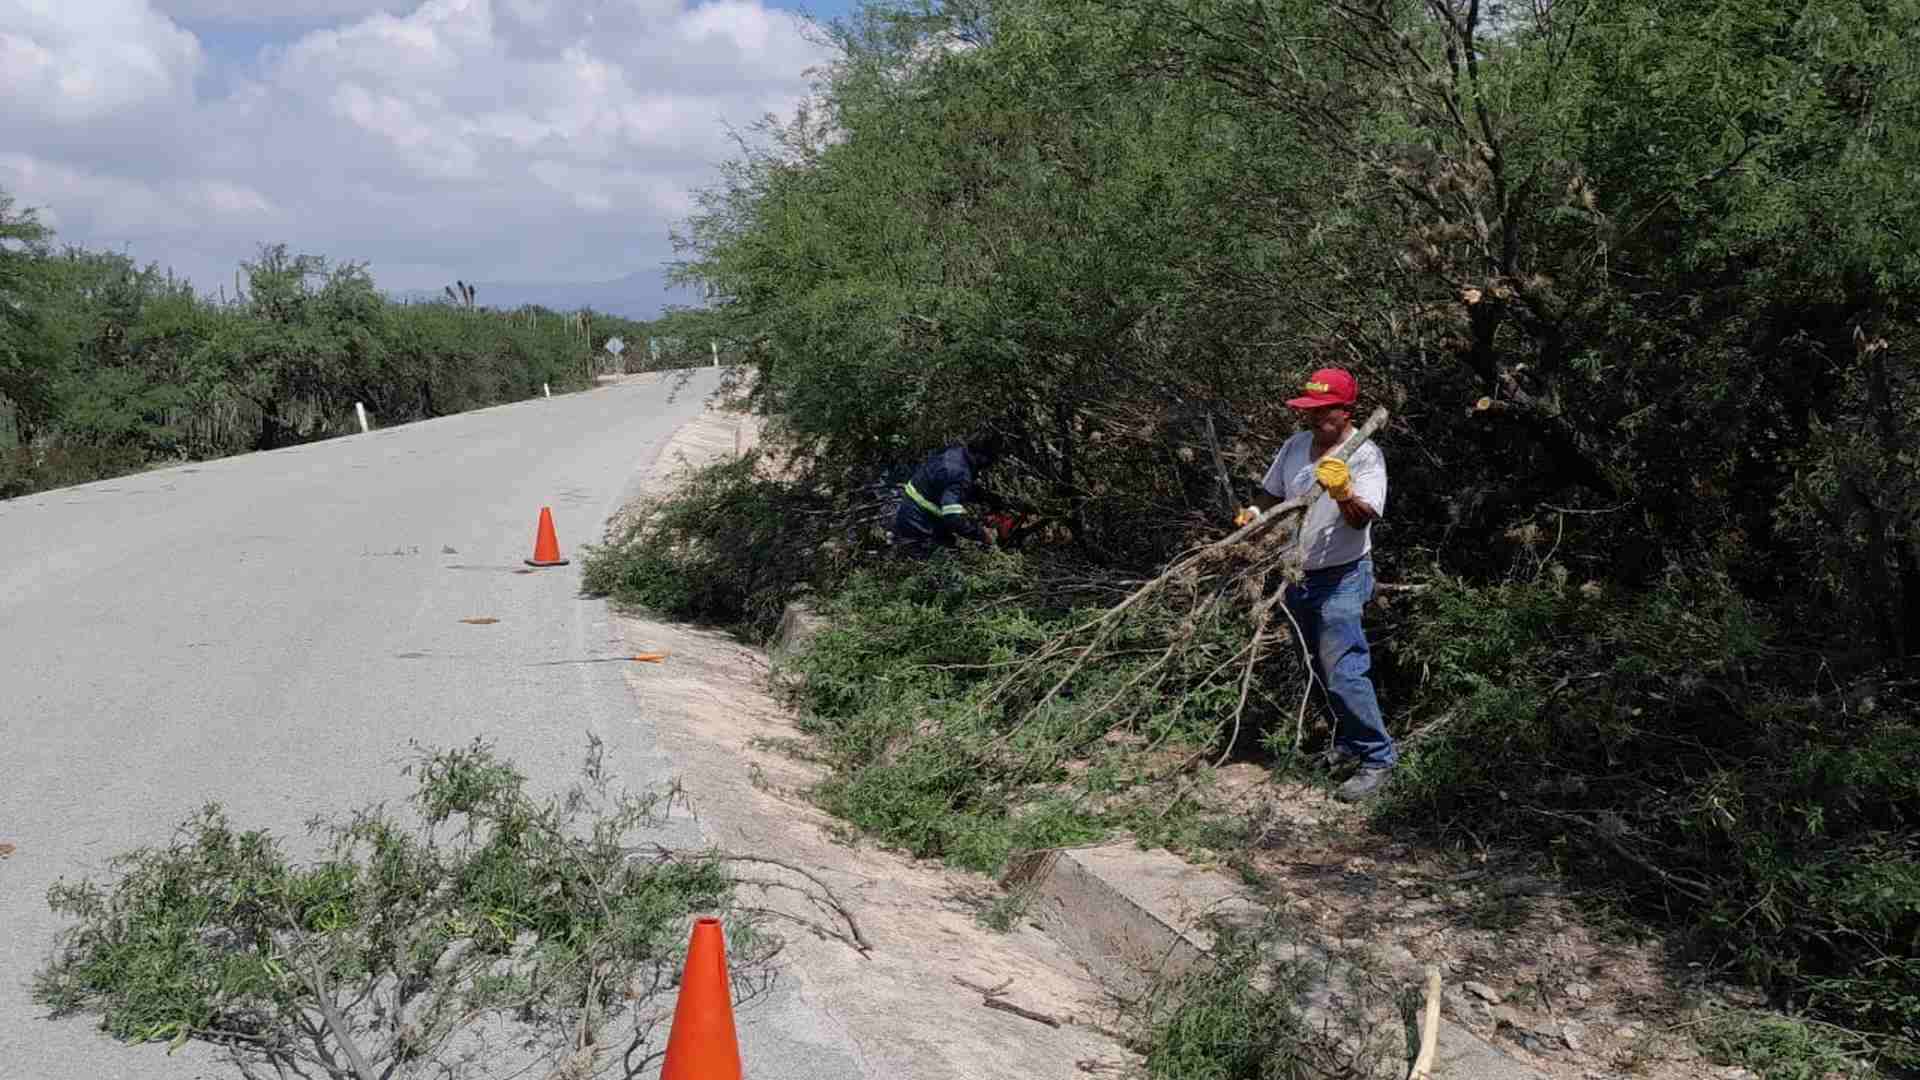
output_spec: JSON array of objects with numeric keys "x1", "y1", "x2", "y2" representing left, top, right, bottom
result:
[{"x1": 675, "y1": 0, "x2": 1317, "y2": 553}]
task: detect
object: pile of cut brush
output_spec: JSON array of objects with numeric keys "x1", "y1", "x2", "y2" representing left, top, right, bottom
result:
[{"x1": 977, "y1": 408, "x2": 1390, "y2": 768}]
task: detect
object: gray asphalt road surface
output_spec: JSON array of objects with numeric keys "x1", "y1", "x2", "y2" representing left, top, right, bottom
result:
[{"x1": 0, "y1": 371, "x2": 865, "y2": 1079}]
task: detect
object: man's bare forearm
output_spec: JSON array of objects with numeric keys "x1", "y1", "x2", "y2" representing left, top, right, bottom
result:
[{"x1": 1250, "y1": 487, "x2": 1373, "y2": 529}]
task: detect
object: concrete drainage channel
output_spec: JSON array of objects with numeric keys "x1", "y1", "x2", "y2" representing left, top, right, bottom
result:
[{"x1": 771, "y1": 600, "x2": 1544, "y2": 1080}]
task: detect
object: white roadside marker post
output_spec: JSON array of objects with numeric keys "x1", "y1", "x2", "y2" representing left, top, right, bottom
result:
[
  {"x1": 543, "y1": 383, "x2": 551, "y2": 399},
  {"x1": 356, "y1": 402, "x2": 369, "y2": 433}
]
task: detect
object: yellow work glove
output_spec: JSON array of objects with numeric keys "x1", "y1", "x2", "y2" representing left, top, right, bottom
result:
[
  {"x1": 1315, "y1": 457, "x2": 1354, "y2": 502},
  {"x1": 1233, "y1": 505, "x2": 1263, "y2": 527}
]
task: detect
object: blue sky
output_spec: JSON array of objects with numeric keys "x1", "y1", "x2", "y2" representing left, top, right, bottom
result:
[{"x1": 1, "y1": 1, "x2": 862, "y2": 314}]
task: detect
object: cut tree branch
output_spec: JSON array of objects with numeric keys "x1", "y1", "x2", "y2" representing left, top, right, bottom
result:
[{"x1": 298, "y1": 955, "x2": 377, "y2": 1080}]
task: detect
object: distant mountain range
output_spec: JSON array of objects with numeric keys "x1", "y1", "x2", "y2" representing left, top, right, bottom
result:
[{"x1": 393, "y1": 269, "x2": 700, "y2": 321}]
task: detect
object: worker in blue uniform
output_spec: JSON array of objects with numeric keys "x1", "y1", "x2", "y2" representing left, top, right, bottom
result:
[{"x1": 890, "y1": 436, "x2": 1004, "y2": 558}]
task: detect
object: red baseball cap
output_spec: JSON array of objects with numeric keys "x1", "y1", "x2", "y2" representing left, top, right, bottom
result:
[{"x1": 1286, "y1": 368, "x2": 1358, "y2": 409}]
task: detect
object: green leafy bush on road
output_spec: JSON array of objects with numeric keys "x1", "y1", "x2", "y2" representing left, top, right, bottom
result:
[{"x1": 34, "y1": 737, "x2": 751, "y2": 1080}]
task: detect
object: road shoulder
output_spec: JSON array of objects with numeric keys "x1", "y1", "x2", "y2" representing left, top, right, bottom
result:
[{"x1": 611, "y1": 404, "x2": 1133, "y2": 1079}]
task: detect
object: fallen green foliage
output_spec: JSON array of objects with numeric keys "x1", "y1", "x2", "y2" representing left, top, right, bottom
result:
[
  {"x1": 580, "y1": 452, "x2": 832, "y2": 639},
  {"x1": 787, "y1": 553, "x2": 1283, "y2": 874},
  {"x1": 1696, "y1": 1010, "x2": 1881, "y2": 1080},
  {"x1": 34, "y1": 736, "x2": 750, "y2": 1080},
  {"x1": 794, "y1": 555, "x2": 1127, "y2": 873}
]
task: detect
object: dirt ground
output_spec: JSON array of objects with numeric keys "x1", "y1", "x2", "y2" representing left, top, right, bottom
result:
[{"x1": 1215, "y1": 765, "x2": 1827, "y2": 1080}]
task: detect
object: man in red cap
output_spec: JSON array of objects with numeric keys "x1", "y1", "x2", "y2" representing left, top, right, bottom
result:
[{"x1": 1236, "y1": 367, "x2": 1395, "y2": 801}]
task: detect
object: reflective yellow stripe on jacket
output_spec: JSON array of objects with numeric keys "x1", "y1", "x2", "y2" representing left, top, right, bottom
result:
[{"x1": 903, "y1": 481, "x2": 967, "y2": 517}]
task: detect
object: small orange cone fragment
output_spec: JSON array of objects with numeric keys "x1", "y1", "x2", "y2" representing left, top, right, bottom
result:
[
  {"x1": 660, "y1": 917, "x2": 742, "y2": 1080},
  {"x1": 525, "y1": 506, "x2": 570, "y2": 567},
  {"x1": 632, "y1": 652, "x2": 670, "y2": 663}
]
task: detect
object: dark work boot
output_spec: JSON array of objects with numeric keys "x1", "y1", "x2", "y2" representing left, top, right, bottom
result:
[{"x1": 1334, "y1": 767, "x2": 1392, "y2": 803}]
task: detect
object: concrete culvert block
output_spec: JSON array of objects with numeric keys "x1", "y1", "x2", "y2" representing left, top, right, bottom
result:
[{"x1": 770, "y1": 600, "x2": 827, "y2": 665}]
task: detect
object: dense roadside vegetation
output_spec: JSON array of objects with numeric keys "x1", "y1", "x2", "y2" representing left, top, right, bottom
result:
[
  {"x1": 0, "y1": 194, "x2": 711, "y2": 498},
  {"x1": 584, "y1": 0, "x2": 1920, "y2": 1070}
]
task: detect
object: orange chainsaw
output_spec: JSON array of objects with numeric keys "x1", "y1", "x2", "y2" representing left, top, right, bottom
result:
[{"x1": 984, "y1": 510, "x2": 1044, "y2": 547}]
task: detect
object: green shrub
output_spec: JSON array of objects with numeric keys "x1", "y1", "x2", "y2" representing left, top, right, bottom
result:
[
  {"x1": 0, "y1": 446, "x2": 148, "y2": 498},
  {"x1": 1381, "y1": 568, "x2": 1920, "y2": 1065},
  {"x1": 34, "y1": 737, "x2": 744, "y2": 1076},
  {"x1": 580, "y1": 452, "x2": 833, "y2": 638},
  {"x1": 795, "y1": 558, "x2": 1086, "y2": 872},
  {"x1": 1135, "y1": 925, "x2": 1316, "y2": 1080}
]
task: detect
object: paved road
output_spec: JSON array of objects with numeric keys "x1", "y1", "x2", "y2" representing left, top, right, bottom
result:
[{"x1": 0, "y1": 371, "x2": 863, "y2": 1079}]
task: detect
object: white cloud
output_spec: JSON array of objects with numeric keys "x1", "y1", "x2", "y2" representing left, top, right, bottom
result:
[
  {"x1": 152, "y1": 1, "x2": 409, "y2": 21},
  {"x1": 0, "y1": 153, "x2": 281, "y2": 237},
  {"x1": 274, "y1": 0, "x2": 488, "y2": 92},
  {"x1": 330, "y1": 83, "x2": 483, "y2": 181},
  {"x1": 0, "y1": 0, "x2": 833, "y2": 300},
  {"x1": 0, "y1": 0, "x2": 201, "y2": 124},
  {"x1": 193, "y1": 179, "x2": 283, "y2": 221},
  {"x1": 681, "y1": 1, "x2": 780, "y2": 52}
]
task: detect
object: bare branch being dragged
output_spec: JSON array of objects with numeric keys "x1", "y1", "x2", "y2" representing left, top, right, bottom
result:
[{"x1": 988, "y1": 407, "x2": 1389, "y2": 734}]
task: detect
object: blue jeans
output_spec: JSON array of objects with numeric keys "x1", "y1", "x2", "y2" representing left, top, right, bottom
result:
[{"x1": 1283, "y1": 557, "x2": 1396, "y2": 769}]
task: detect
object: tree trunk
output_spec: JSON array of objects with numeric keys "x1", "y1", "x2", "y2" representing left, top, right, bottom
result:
[
  {"x1": 1053, "y1": 398, "x2": 1082, "y2": 536},
  {"x1": 1862, "y1": 329, "x2": 1912, "y2": 658},
  {"x1": 1897, "y1": 532, "x2": 1920, "y2": 661},
  {"x1": 1840, "y1": 473, "x2": 1901, "y2": 660},
  {"x1": 256, "y1": 399, "x2": 288, "y2": 452}
]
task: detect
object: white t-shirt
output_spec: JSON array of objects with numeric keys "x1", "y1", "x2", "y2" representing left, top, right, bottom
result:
[{"x1": 1261, "y1": 431, "x2": 1387, "y2": 571}]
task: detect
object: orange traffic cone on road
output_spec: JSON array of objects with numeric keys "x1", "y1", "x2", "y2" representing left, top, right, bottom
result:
[
  {"x1": 525, "y1": 506, "x2": 570, "y2": 567},
  {"x1": 660, "y1": 917, "x2": 742, "y2": 1080}
]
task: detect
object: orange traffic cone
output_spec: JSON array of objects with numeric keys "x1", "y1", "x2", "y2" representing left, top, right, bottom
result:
[
  {"x1": 525, "y1": 506, "x2": 570, "y2": 567},
  {"x1": 660, "y1": 917, "x2": 742, "y2": 1080}
]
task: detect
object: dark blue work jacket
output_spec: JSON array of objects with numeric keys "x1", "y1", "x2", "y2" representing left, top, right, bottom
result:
[{"x1": 891, "y1": 444, "x2": 988, "y2": 546}]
